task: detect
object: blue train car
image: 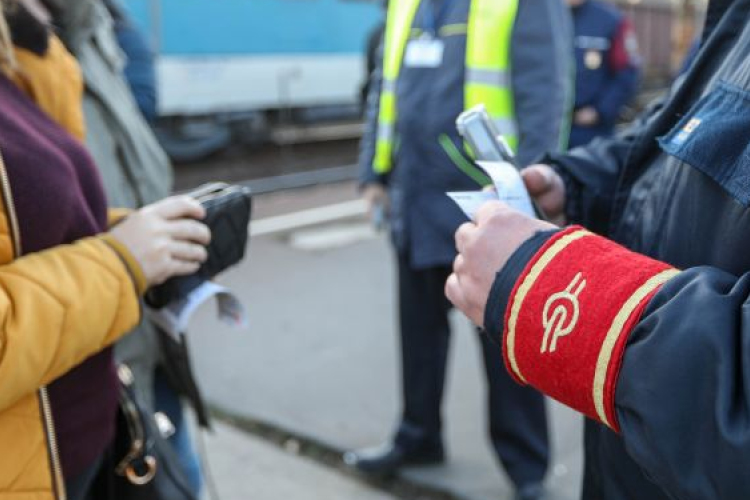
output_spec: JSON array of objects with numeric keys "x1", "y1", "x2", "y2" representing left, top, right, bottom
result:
[{"x1": 123, "y1": 0, "x2": 383, "y2": 117}]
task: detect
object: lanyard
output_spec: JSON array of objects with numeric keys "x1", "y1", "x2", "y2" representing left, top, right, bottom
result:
[{"x1": 422, "y1": 0, "x2": 455, "y2": 37}]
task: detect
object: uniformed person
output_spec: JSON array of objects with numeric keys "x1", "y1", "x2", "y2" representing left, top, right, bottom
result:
[
  {"x1": 348, "y1": 1, "x2": 573, "y2": 499},
  {"x1": 567, "y1": 0, "x2": 641, "y2": 148},
  {"x1": 447, "y1": 0, "x2": 750, "y2": 498}
]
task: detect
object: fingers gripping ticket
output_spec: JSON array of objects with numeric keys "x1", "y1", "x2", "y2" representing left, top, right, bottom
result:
[
  {"x1": 496, "y1": 226, "x2": 679, "y2": 432},
  {"x1": 454, "y1": 222, "x2": 474, "y2": 255}
]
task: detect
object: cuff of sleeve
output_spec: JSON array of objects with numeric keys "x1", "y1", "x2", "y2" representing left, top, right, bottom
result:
[
  {"x1": 484, "y1": 229, "x2": 560, "y2": 342},
  {"x1": 107, "y1": 208, "x2": 133, "y2": 228},
  {"x1": 358, "y1": 174, "x2": 389, "y2": 191},
  {"x1": 99, "y1": 234, "x2": 148, "y2": 295},
  {"x1": 501, "y1": 226, "x2": 679, "y2": 432}
]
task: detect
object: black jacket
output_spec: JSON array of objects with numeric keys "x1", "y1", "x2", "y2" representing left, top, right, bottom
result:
[{"x1": 489, "y1": 0, "x2": 750, "y2": 498}]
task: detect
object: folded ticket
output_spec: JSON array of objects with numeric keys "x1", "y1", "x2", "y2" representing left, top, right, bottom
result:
[
  {"x1": 448, "y1": 161, "x2": 536, "y2": 219},
  {"x1": 146, "y1": 281, "x2": 248, "y2": 339}
]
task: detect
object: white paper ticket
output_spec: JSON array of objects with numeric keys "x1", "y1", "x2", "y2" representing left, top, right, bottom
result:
[
  {"x1": 477, "y1": 161, "x2": 536, "y2": 218},
  {"x1": 448, "y1": 161, "x2": 536, "y2": 220},
  {"x1": 146, "y1": 281, "x2": 249, "y2": 338},
  {"x1": 447, "y1": 191, "x2": 498, "y2": 219}
]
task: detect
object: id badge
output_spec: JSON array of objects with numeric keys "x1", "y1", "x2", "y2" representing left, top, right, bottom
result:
[{"x1": 404, "y1": 37, "x2": 445, "y2": 68}]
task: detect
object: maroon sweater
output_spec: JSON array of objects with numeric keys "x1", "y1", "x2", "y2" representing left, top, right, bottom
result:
[{"x1": 0, "y1": 74, "x2": 118, "y2": 479}]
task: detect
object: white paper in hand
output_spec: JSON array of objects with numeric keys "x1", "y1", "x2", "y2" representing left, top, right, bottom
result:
[
  {"x1": 146, "y1": 281, "x2": 248, "y2": 339},
  {"x1": 447, "y1": 191, "x2": 498, "y2": 219},
  {"x1": 477, "y1": 161, "x2": 536, "y2": 218}
]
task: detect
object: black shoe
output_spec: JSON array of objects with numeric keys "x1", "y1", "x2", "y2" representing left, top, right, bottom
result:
[
  {"x1": 343, "y1": 441, "x2": 445, "y2": 476},
  {"x1": 514, "y1": 483, "x2": 546, "y2": 500}
]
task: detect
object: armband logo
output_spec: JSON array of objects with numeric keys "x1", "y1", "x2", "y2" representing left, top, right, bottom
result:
[{"x1": 541, "y1": 272, "x2": 586, "y2": 354}]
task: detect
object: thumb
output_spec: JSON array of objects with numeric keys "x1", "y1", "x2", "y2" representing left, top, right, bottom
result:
[{"x1": 522, "y1": 165, "x2": 554, "y2": 197}]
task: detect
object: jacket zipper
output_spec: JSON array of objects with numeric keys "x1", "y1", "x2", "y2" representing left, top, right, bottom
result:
[
  {"x1": 0, "y1": 152, "x2": 66, "y2": 500},
  {"x1": 39, "y1": 388, "x2": 66, "y2": 500}
]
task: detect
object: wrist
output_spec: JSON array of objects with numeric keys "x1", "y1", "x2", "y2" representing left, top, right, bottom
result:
[
  {"x1": 484, "y1": 229, "x2": 560, "y2": 341},
  {"x1": 107, "y1": 208, "x2": 133, "y2": 228},
  {"x1": 100, "y1": 234, "x2": 148, "y2": 295}
]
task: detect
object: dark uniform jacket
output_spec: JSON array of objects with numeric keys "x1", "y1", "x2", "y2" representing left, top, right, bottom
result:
[
  {"x1": 359, "y1": 0, "x2": 572, "y2": 269},
  {"x1": 486, "y1": 0, "x2": 750, "y2": 498},
  {"x1": 570, "y1": 0, "x2": 640, "y2": 148}
]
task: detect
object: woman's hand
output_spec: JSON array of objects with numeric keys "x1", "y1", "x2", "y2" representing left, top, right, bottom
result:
[{"x1": 109, "y1": 196, "x2": 211, "y2": 286}]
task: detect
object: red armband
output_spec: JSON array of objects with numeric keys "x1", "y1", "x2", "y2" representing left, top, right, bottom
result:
[{"x1": 502, "y1": 227, "x2": 679, "y2": 432}]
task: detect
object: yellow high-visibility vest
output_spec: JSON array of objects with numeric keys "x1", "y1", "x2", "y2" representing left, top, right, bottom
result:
[{"x1": 373, "y1": 0, "x2": 519, "y2": 174}]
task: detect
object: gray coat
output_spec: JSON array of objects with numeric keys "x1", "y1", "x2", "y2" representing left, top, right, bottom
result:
[
  {"x1": 57, "y1": 0, "x2": 172, "y2": 209},
  {"x1": 54, "y1": 0, "x2": 172, "y2": 408},
  {"x1": 359, "y1": 0, "x2": 573, "y2": 269}
]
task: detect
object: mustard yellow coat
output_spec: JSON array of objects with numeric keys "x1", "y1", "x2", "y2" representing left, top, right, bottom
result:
[
  {"x1": 0, "y1": 33, "x2": 146, "y2": 500},
  {"x1": 11, "y1": 36, "x2": 86, "y2": 141},
  {"x1": 0, "y1": 192, "x2": 144, "y2": 500}
]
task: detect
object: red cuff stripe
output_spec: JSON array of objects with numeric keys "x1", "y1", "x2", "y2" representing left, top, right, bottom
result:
[
  {"x1": 502, "y1": 226, "x2": 679, "y2": 432},
  {"x1": 592, "y1": 268, "x2": 679, "y2": 428},
  {"x1": 505, "y1": 227, "x2": 592, "y2": 384}
]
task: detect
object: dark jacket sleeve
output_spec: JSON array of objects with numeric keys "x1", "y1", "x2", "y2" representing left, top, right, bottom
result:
[
  {"x1": 616, "y1": 267, "x2": 750, "y2": 500},
  {"x1": 486, "y1": 228, "x2": 750, "y2": 500},
  {"x1": 358, "y1": 34, "x2": 388, "y2": 188},
  {"x1": 511, "y1": 0, "x2": 574, "y2": 167},
  {"x1": 546, "y1": 95, "x2": 666, "y2": 234}
]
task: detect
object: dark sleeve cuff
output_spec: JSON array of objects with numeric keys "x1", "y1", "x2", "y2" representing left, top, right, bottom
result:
[
  {"x1": 483, "y1": 229, "x2": 560, "y2": 342},
  {"x1": 358, "y1": 173, "x2": 389, "y2": 191}
]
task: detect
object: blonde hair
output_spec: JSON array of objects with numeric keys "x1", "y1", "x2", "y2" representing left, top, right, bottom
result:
[{"x1": 0, "y1": 0, "x2": 15, "y2": 72}]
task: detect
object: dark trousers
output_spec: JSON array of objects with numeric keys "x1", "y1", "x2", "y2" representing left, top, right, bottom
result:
[{"x1": 394, "y1": 254, "x2": 549, "y2": 488}]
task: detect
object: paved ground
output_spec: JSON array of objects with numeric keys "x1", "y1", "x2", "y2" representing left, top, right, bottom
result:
[
  {"x1": 186, "y1": 182, "x2": 584, "y2": 500},
  {"x1": 204, "y1": 420, "x2": 398, "y2": 500}
]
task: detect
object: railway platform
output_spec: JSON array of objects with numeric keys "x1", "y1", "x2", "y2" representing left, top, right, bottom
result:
[{"x1": 184, "y1": 180, "x2": 584, "y2": 500}]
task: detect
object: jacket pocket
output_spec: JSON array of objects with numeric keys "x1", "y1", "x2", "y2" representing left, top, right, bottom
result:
[{"x1": 658, "y1": 82, "x2": 750, "y2": 206}]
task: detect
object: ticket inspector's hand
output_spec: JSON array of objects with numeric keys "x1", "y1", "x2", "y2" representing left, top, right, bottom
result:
[
  {"x1": 109, "y1": 196, "x2": 212, "y2": 287},
  {"x1": 521, "y1": 164, "x2": 567, "y2": 226},
  {"x1": 446, "y1": 201, "x2": 555, "y2": 327},
  {"x1": 361, "y1": 183, "x2": 389, "y2": 229}
]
